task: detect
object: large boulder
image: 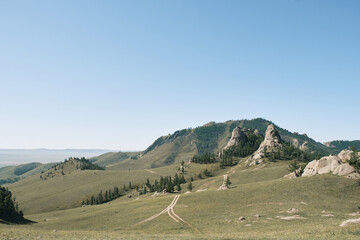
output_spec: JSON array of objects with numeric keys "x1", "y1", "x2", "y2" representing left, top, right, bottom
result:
[
  {"x1": 302, "y1": 155, "x2": 357, "y2": 178},
  {"x1": 333, "y1": 163, "x2": 356, "y2": 176},
  {"x1": 338, "y1": 150, "x2": 360, "y2": 163},
  {"x1": 302, "y1": 156, "x2": 341, "y2": 176},
  {"x1": 248, "y1": 124, "x2": 282, "y2": 164},
  {"x1": 224, "y1": 127, "x2": 247, "y2": 150}
]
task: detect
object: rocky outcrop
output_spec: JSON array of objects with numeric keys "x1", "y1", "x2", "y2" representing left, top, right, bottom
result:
[
  {"x1": 337, "y1": 149, "x2": 360, "y2": 163},
  {"x1": 292, "y1": 139, "x2": 299, "y2": 148},
  {"x1": 300, "y1": 141, "x2": 309, "y2": 151},
  {"x1": 248, "y1": 124, "x2": 282, "y2": 165},
  {"x1": 224, "y1": 127, "x2": 247, "y2": 150},
  {"x1": 254, "y1": 129, "x2": 262, "y2": 136},
  {"x1": 302, "y1": 155, "x2": 359, "y2": 179}
]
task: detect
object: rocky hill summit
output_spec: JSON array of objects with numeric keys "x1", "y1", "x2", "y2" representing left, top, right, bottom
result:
[
  {"x1": 223, "y1": 126, "x2": 248, "y2": 150},
  {"x1": 247, "y1": 124, "x2": 283, "y2": 165}
]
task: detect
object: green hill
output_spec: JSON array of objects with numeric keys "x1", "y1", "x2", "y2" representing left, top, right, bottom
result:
[
  {"x1": 97, "y1": 118, "x2": 334, "y2": 171},
  {"x1": 324, "y1": 140, "x2": 360, "y2": 152},
  {"x1": 0, "y1": 162, "x2": 55, "y2": 185}
]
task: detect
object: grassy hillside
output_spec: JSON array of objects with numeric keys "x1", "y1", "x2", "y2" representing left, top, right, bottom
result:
[
  {"x1": 8, "y1": 159, "x2": 216, "y2": 215},
  {"x1": 90, "y1": 151, "x2": 140, "y2": 168},
  {"x1": 3, "y1": 160, "x2": 360, "y2": 239},
  {"x1": 324, "y1": 140, "x2": 360, "y2": 153},
  {"x1": 0, "y1": 162, "x2": 55, "y2": 185},
  {"x1": 96, "y1": 118, "x2": 335, "y2": 171}
]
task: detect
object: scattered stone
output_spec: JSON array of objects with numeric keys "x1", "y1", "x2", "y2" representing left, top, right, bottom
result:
[
  {"x1": 339, "y1": 218, "x2": 360, "y2": 227},
  {"x1": 283, "y1": 172, "x2": 296, "y2": 179},
  {"x1": 277, "y1": 215, "x2": 306, "y2": 220},
  {"x1": 266, "y1": 217, "x2": 273, "y2": 220},
  {"x1": 287, "y1": 208, "x2": 299, "y2": 214},
  {"x1": 244, "y1": 224, "x2": 252, "y2": 227},
  {"x1": 300, "y1": 202, "x2": 307, "y2": 205},
  {"x1": 254, "y1": 214, "x2": 261, "y2": 218},
  {"x1": 238, "y1": 216, "x2": 246, "y2": 221},
  {"x1": 52, "y1": 229, "x2": 57, "y2": 232},
  {"x1": 185, "y1": 191, "x2": 191, "y2": 194},
  {"x1": 348, "y1": 212, "x2": 360, "y2": 217},
  {"x1": 196, "y1": 189, "x2": 208, "y2": 192},
  {"x1": 322, "y1": 214, "x2": 334, "y2": 217}
]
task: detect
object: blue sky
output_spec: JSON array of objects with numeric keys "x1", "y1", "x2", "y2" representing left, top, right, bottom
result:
[{"x1": 0, "y1": 0, "x2": 359, "y2": 150}]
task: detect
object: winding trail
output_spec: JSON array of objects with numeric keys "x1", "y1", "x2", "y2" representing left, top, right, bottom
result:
[{"x1": 133, "y1": 195, "x2": 200, "y2": 233}]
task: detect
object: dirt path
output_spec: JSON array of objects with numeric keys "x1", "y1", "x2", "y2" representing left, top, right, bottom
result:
[
  {"x1": 133, "y1": 195, "x2": 200, "y2": 233},
  {"x1": 146, "y1": 169, "x2": 163, "y2": 176}
]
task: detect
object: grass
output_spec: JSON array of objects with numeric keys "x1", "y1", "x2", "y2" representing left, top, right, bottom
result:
[
  {"x1": 3, "y1": 159, "x2": 360, "y2": 239},
  {"x1": 8, "y1": 159, "x2": 218, "y2": 214}
]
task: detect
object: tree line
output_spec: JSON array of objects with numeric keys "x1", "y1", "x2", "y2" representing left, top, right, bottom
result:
[
  {"x1": 82, "y1": 185, "x2": 124, "y2": 206},
  {"x1": 0, "y1": 186, "x2": 24, "y2": 222}
]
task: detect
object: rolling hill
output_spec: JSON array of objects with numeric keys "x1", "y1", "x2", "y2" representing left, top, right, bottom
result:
[
  {"x1": 0, "y1": 162, "x2": 55, "y2": 185},
  {"x1": 96, "y1": 118, "x2": 335, "y2": 171}
]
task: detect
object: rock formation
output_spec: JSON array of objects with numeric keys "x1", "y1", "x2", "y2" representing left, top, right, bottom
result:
[
  {"x1": 254, "y1": 129, "x2": 262, "y2": 136},
  {"x1": 223, "y1": 126, "x2": 247, "y2": 150},
  {"x1": 337, "y1": 149, "x2": 360, "y2": 163},
  {"x1": 292, "y1": 139, "x2": 299, "y2": 148},
  {"x1": 302, "y1": 154, "x2": 359, "y2": 179},
  {"x1": 300, "y1": 141, "x2": 309, "y2": 151},
  {"x1": 248, "y1": 124, "x2": 282, "y2": 165}
]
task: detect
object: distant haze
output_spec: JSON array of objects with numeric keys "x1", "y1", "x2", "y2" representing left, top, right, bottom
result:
[{"x1": 0, "y1": 149, "x2": 115, "y2": 167}]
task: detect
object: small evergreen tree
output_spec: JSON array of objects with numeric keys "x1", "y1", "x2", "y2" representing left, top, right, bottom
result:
[
  {"x1": 348, "y1": 146, "x2": 360, "y2": 172},
  {"x1": 226, "y1": 176, "x2": 231, "y2": 188},
  {"x1": 187, "y1": 182, "x2": 193, "y2": 191}
]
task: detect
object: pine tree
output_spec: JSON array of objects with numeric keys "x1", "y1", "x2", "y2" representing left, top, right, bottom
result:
[
  {"x1": 98, "y1": 191, "x2": 103, "y2": 204},
  {"x1": 187, "y1": 182, "x2": 193, "y2": 191},
  {"x1": 129, "y1": 182, "x2": 132, "y2": 189},
  {"x1": 108, "y1": 189, "x2": 112, "y2": 200},
  {"x1": 180, "y1": 174, "x2": 186, "y2": 184},
  {"x1": 226, "y1": 176, "x2": 231, "y2": 188},
  {"x1": 104, "y1": 190, "x2": 108, "y2": 202}
]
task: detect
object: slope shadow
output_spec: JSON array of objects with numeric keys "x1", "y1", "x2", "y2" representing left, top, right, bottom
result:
[{"x1": 0, "y1": 217, "x2": 36, "y2": 225}]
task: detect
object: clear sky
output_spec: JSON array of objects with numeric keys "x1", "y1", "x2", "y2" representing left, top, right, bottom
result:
[{"x1": 0, "y1": 0, "x2": 359, "y2": 150}]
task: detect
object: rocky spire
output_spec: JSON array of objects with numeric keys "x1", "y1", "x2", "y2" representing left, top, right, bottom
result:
[
  {"x1": 224, "y1": 126, "x2": 247, "y2": 150},
  {"x1": 248, "y1": 124, "x2": 282, "y2": 164}
]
